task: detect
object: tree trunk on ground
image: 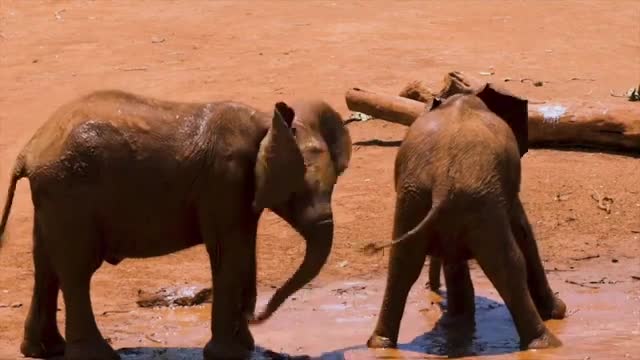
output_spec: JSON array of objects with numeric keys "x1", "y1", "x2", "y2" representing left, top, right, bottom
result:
[
  {"x1": 345, "y1": 87, "x2": 428, "y2": 126},
  {"x1": 345, "y1": 81, "x2": 640, "y2": 153}
]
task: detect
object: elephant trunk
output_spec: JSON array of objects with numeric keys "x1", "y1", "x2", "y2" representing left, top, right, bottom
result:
[{"x1": 250, "y1": 219, "x2": 333, "y2": 324}]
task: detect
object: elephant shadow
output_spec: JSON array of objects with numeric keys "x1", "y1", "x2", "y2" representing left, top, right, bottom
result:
[
  {"x1": 317, "y1": 293, "x2": 521, "y2": 359},
  {"x1": 43, "y1": 296, "x2": 518, "y2": 359},
  {"x1": 118, "y1": 346, "x2": 312, "y2": 360},
  {"x1": 43, "y1": 346, "x2": 310, "y2": 360}
]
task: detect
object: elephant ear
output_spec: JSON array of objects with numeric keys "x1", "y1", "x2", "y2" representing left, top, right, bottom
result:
[
  {"x1": 254, "y1": 102, "x2": 306, "y2": 210},
  {"x1": 429, "y1": 97, "x2": 443, "y2": 111},
  {"x1": 476, "y1": 83, "x2": 529, "y2": 157},
  {"x1": 318, "y1": 104, "x2": 352, "y2": 176}
]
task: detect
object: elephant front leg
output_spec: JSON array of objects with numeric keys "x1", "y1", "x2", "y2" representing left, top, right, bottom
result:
[
  {"x1": 511, "y1": 199, "x2": 566, "y2": 320},
  {"x1": 204, "y1": 232, "x2": 255, "y2": 360}
]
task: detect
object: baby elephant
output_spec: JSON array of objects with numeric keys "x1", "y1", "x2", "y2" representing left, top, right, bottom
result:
[
  {"x1": 0, "y1": 91, "x2": 351, "y2": 360},
  {"x1": 367, "y1": 84, "x2": 566, "y2": 351}
]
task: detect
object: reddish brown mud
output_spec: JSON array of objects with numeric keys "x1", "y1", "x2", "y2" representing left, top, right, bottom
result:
[{"x1": 1, "y1": 1, "x2": 639, "y2": 359}]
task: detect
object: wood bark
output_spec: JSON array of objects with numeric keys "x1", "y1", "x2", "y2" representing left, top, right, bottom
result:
[
  {"x1": 345, "y1": 88, "x2": 426, "y2": 126},
  {"x1": 345, "y1": 86, "x2": 640, "y2": 153}
]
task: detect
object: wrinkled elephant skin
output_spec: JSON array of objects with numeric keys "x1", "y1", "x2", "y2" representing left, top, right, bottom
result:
[
  {"x1": 368, "y1": 84, "x2": 566, "y2": 351},
  {"x1": 0, "y1": 90, "x2": 351, "y2": 360}
]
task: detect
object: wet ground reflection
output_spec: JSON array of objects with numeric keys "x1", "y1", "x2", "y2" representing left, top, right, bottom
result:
[{"x1": 36, "y1": 264, "x2": 640, "y2": 360}]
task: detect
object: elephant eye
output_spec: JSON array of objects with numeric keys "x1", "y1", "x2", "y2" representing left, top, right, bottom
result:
[{"x1": 307, "y1": 146, "x2": 324, "y2": 155}]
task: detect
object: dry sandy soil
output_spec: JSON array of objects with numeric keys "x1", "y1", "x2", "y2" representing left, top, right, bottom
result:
[{"x1": 0, "y1": 1, "x2": 639, "y2": 359}]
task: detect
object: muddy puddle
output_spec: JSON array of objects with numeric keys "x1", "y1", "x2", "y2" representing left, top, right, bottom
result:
[
  {"x1": 110, "y1": 261, "x2": 640, "y2": 359},
  {"x1": 3, "y1": 261, "x2": 639, "y2": 360}
]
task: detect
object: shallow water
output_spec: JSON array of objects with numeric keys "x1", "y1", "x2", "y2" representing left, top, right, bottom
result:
[
  {"x1": 1, "y1": 263, "x2": 636, "y2": 360},
  {"x1": 105, "y1": 262, "x2": 640, "y2": 360}
]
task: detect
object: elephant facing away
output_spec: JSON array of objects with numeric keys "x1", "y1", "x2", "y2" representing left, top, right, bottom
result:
[
  {"x1": 0, "y1": 90, "x2": 351, "y2": 360},
  {"x1": 366, "y1": 84, "x2": 566, "y2": 351}
]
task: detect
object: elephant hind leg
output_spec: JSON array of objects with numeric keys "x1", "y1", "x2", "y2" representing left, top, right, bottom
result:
[
  {"x1": 368, "y1": 197, "x2": 430, "y2": 349},
  {"x1": 20, "y1": 214, "x2": 66, "y2": 358},
  {"x1": 442, "y1": 260, "x2": 475, "y2": 324},
  {"x1": 59, "y1": 274, "x2": 119, "y2": 360},
  {"x1": 510, "y1": 199, "x2": 566, "y2": 320},
  {"x1": 470, "y1": 214, "x2": 561, "y2": 350},
  {"x1": 427, "y1": 256, "x2": 442, "y2": 292},
  {"x1": 43, "y1": 215, "x2": 119, "y2": 360}
]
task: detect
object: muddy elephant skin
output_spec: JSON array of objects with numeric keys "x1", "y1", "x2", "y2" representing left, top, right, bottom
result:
[
  {"x1": 0, "y1": 90, "x2": 351, "y2": 360},
  {"x1": 367, "y1": 84, "x2": 567, "y2": 351}
]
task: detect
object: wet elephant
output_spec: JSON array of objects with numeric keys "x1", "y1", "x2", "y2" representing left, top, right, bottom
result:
[
  {"x1": 367, "y1": 84, "x2": 566, "y2": 351},
  {"x1": 0, "y1": 91, "x2": 351, "y2": 360}
]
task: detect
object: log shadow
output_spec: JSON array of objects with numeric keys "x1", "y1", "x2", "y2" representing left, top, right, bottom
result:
[
  {"x1": 352, "y1": 138, "x2": 640, "y2": 158},
  {"x1": 353, "y1": 139, "x2": 403, "y2": 147},
  {"x1": 528, "y1": 144, "x2": 640, "y2": 158},
  {"x1": 317, "y1": 294, "x2": 520, "y2": 359}
]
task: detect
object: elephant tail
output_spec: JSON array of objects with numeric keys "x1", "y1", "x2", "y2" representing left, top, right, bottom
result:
[
  {"x1": 0, "y1": 154, "x2": 27, "y2": 250},
  {"x1": 362, "y1": 201, "x2": 443, "y2": 255}
]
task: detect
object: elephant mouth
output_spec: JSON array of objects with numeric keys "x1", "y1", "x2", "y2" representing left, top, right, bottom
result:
[
  {"x1": 315, "y1": 218, "x2": 334, "y2": 226},
  {"x1": 296, "y1": 214, "x2": 333, "y2": 232}
]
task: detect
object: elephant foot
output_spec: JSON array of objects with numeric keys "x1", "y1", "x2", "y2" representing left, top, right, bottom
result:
[
  {"x1": 537, "y1": 294, "x2": 567, "y2": 320},
  {"x1": 204, "y1": 339, "x2": 253, "y2": 360},
  {"x1": 427, "y1": 281, "x2": 441, "y2": 293},
  {"x1": 64, "y1": 339, "x2": 120, "y2": 360},
  {"x1": 366, "y1": 334, "x2": 396, "y2": 349},
  {"x1": 439, "y1": 311, "x2": 476, "y2": 329},
  {"x1": 20, "y1": 331, "x2": 66, "y2": 358},
  {"x1": 523, "y1": 329, "x2": 562, "y2": 350},
  {"x1": 242, "y1": 294, "x2": 257, "y2": 321}
]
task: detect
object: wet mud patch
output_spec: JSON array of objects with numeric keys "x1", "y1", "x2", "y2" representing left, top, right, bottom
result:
[
  {"x1": 118, "y1": 347, "x2": 309, "y2": 360},
  {"x1": 70, "y1": 259, "x2": 638, "y2": 360},
  {"x1": 136, "y1": 286, "x2": 212, "y2": 308}
]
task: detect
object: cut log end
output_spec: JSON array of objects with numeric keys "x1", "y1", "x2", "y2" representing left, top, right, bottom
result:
[{"x1": 399, "y1": 80, "x2": 434, "y2": 103}]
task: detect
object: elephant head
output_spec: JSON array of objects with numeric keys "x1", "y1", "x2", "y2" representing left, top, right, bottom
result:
[{"x1": 251, "y1": 100, "x2": 352, "y2": 323}]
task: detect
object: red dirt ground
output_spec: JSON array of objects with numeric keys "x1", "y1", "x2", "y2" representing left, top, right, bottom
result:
[{"x1": 1, "y1": 1, "x2": 639, "y2": 359}]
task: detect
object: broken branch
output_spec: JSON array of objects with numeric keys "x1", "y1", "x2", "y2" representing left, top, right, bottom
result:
[
  {"x1": 570, "y1": 254, "x2": 600, "y2": 261},
  {"x1": 590, "y1": 190, "x2": 614, "y2": 214},
  {"x1": 565, "y1": 280, "x2": 599, "y2": 289}
]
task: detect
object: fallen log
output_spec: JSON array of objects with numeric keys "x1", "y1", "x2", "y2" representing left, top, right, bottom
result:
[
  {"x1": 528, "y1": 101, "x2": 640, "y2": 151},
  {"x1": 345, "y1": 87, "x2": 428, "y2": 126},
  {"x1": 345, "y1": 87, "x2": 640, "y2": 153}
]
